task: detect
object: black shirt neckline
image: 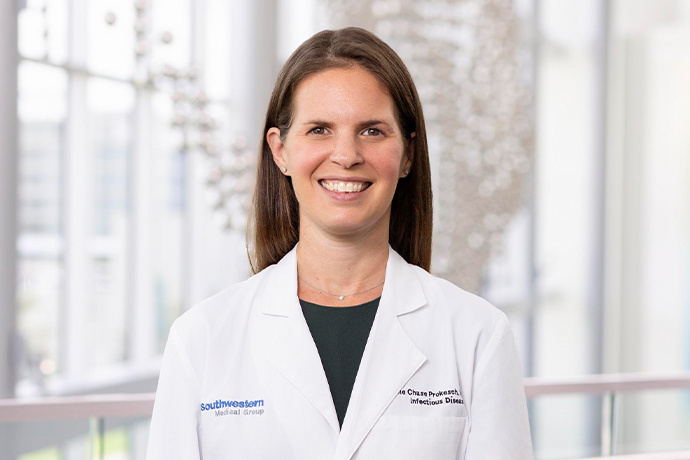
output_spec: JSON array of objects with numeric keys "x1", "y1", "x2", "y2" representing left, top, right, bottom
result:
[{"x1": 298, "y1": 297, "x2": 381, "y2": 310}]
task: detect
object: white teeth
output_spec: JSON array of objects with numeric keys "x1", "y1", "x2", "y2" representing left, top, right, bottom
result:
[{"x1": 320, "y1": 180, "x2": 370, "y2": 193}]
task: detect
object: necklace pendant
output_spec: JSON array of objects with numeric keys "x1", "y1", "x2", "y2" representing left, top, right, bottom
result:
[{"x1": 339, "y1": 295, "x2": 345, "y2": 300}]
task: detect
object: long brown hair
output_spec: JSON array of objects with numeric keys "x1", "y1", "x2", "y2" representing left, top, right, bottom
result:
[{"x1": 247, "y1": 27, "x2": 432, "y2": 273}]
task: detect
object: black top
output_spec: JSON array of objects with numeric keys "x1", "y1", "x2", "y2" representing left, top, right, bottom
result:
[{"x1": 300, "y1": 297, "x2": 381, "y2": 428}]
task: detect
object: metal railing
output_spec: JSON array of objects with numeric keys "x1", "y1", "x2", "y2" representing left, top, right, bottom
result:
[
  {"x1": 1, "y1": 372, "x2": 690, "y2": 459},
  {"x1": 577, "y1": 454, "x2": 690, "y2": 460},
  {"x1": 0, "y1": 393, "x2": 155, "y2": 459},
  {"x1": 0, "y1": 392, "x2": 155, "y2": 422},
  {"x1": 524, "y1": 372, "x2": 690, "y2": 457}
]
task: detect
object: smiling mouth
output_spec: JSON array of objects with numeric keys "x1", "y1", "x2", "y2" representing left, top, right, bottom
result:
[{"x1": 319, "y1": 179, "x2": 372, "y2": 193}]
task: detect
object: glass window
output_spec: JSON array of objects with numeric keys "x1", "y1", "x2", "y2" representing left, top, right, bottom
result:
[
  {"x1": 616, "y1": 390, "x2": 690, "y2": 454},
  {"x1": 530, "y1": 394, "x2": 604, "y2": 458},
  {"x1": 87, "y1": 0, "x2": 136, "y2": 79},
  {"x1": 16, "y1": 61, "x2": 68, "y2": 391},
  {"x1": 14, "y1": 0, "x2": 210, "y2": 391},
  {"x1": 203, "y1": 0, "x2": 233, "y2": 100},
  {"x1": 150, "y1": 92, "x2": 184, "y2": 352},
  {"x1": 18, "y1": 0, "x2": 69, "y2": 63},
  {"x1": 82, "y1": 78, "x2": 135, "y2": 369},
  {"x1": 150, "y1": 0, "x2": 191, "y2": 70}
]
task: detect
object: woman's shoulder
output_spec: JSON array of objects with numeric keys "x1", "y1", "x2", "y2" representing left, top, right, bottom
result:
[
  {"x1": 409, "y1": 264, "x2": 508, "y2": 336},
  {"x1": 407, "y1": 265, "x2": 513, "y2": 369},
  {"x1": 168, "y1": 264, "x2": 276, "y2": 340}
]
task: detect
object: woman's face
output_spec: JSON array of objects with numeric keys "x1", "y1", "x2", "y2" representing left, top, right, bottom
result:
[{"x1": 267, "y1": 66, "x2": 413, "y2": 240}]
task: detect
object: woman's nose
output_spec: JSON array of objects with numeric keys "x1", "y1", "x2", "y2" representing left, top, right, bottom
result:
[{"x1": 330, "y1": 134, "x2": 363, "y2": 168}]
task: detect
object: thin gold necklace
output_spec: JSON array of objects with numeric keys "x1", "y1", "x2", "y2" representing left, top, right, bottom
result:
[{"x1": 298, "y1": 274, "x2": 385, "y2": 301}]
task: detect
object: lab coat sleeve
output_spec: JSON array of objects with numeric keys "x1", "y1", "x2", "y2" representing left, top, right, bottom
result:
[
  {"x1": 146, "y1": 323, "x2": 202, "y2": 460},
  {"x1": 464, "y1": 312, "x2": 534, "y2": 460}
]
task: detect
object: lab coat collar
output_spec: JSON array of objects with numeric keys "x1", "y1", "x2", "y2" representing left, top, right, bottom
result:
[
  {"x1": 259, "y1": 243, "x2": 427, "y2": 318},
  {"x1": 256, "y1": 244, "x2": 428, "y2": 459}
]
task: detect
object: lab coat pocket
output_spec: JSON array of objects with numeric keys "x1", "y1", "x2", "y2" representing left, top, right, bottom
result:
[{"x1": 356, "y1": 415, "x2": 465, "y2": 459}]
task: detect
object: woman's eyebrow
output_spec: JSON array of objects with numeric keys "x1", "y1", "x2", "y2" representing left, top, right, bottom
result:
[
  {"x1": 302, "y1": 119, "x2": 333, "y2": 127},
  {"x1": 358, "y1": 119, "x2": 391, "y2": 127},
  {"x1": 358, "y1": 119, "x2": 385, "y2": 126},
  {"x1": 300, "y1": 119, "x2": 393, "y2": 129}
]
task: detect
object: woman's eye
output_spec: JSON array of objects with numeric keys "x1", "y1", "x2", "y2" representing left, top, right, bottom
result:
[{"x1": 363, "y1": 128, "x2": 383, "y2": 136}]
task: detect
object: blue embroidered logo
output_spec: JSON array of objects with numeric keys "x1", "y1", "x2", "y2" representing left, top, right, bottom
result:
[{"x1": 200, "y1": 398, "x2": 265, "y2": 417}]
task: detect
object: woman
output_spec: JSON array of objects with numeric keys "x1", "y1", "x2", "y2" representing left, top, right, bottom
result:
[{"x1": 147, "y1": 27, "x2": 533, "y2": 460}]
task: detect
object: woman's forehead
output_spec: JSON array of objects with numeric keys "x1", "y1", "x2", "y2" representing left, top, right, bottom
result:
[{"x1": 291, "y1": 67, "x2": 396, "y2": 123}]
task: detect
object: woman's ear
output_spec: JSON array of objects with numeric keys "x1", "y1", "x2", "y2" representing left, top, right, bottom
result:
[
  {"x1": 267, "y1": 127, "x2": 289, "y2": 175},
  {"x1": 401, "y1": 132, "x2": 415, "y2": 177}
]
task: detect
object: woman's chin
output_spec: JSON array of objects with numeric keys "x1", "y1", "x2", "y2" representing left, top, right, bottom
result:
[{"x1": 309, "y1": 215, "x2": 389, "y2": 241}]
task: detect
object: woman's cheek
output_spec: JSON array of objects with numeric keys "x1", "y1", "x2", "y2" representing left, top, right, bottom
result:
[{"x1": 286, "y1": 156, "x2": 317, "y2": 178}]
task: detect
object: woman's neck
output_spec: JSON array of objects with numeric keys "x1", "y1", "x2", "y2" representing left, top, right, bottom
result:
[{"x1": 296, "y1": 228, "x2": 389, "y2": 307}]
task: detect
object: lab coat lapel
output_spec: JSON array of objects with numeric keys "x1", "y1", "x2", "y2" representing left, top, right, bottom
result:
[
  {"x1": 255, "y1": 246, "x2": 341, "y2": 437},
  {"x1": 335, "y1": 247, "x2": 428, "y2": 460}
]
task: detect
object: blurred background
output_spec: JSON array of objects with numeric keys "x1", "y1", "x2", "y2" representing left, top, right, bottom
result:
[{"x1": 1, "y1": 0, "x2": 690, "y2": 459}]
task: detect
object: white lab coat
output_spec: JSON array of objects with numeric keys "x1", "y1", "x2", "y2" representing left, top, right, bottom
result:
[{"x1": 147, "y1": 245, "x2": 533, "y2": 460}]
